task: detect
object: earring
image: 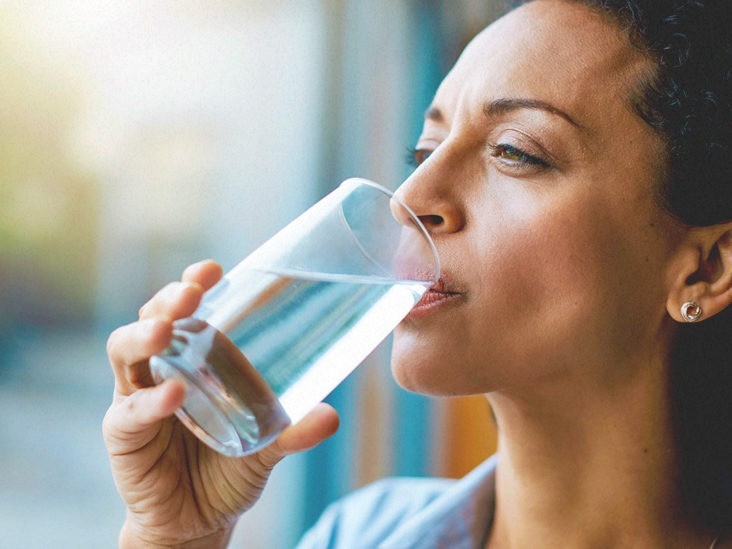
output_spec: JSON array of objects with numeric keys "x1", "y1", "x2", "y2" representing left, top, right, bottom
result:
[{"x1": 680, "y1": 301, "x2": 703, "y2": 322}]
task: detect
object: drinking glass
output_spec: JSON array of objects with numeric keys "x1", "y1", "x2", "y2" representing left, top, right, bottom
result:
[{"x1": 150, "y1": 178, "x2": 440, "y2": 457}]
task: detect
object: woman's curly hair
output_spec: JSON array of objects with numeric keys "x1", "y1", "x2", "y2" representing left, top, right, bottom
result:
[
  {"x1": 593, "y1": 0, "x2": 731, "y2": 227},
  {"x1": 575, "y1": 0, "x2": 731, "y2": 535},
  {"x1": 577, "y1": 0, "x2": 732, "y2": 534},
  {"x1": 514, "y1": 0, "x2": 731, "y2": 534}
]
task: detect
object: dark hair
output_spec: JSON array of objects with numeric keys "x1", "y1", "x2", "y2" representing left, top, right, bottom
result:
[
  {"x1": 578, "y1": 1, "x2": 731, "y2": 228},
  {"x1": 517, "y1": 0, "x2": 732, "y2": 535}
]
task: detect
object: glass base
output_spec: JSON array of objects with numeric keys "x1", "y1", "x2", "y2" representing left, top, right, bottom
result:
[
  {"x1": 150, "y1": 356, "x2": 252, "y2": 457},
  {"x1": 149, "y1": 318, "x2": 291, "y2": 457}
]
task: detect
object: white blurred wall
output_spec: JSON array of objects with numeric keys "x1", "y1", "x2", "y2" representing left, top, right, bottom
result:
[{"x1": 62, "y1": 2, "x2": 327, "y2": 327}]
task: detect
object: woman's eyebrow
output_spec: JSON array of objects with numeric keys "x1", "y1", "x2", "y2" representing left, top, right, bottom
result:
[{"x1": 483, "y1": 98, "x2": 580, "y2": 128}]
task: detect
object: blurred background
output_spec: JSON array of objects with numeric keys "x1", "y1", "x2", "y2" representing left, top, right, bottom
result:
[{"x1": 0, "y1": 1, "x2": 504, "y2": 547}]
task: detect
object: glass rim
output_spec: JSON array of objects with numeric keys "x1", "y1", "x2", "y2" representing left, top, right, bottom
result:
[{"x1": 338, "y1": 177, "x2": 441, "y2": 285}]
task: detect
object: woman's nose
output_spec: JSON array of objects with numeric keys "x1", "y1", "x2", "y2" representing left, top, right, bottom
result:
[{"x1": 392, "y1": 165, "x2": 465, "y2": 235}]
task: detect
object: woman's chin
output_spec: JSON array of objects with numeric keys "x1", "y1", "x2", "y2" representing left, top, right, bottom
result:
[
  {"x1": 390, "y1": 339, "x2": 432, "y2": 392},
  {"x1": 390, "y1": 358, "x2": 476, "y2": 397},
  {"x1": 390, "y1": 361, "x2": 439, "y2": 395},
  {"x1": 390, "y1": 339, "x2": 461, "y2": 396}
]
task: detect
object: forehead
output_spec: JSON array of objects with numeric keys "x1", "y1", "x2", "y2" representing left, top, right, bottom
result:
[{"x1": 434, "y1": 0, "x2": 651, "y2": 126}]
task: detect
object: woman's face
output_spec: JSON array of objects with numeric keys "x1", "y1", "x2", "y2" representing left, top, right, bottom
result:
[{"x1": 391, "y1": 0, "x2": 685, "y2": 396}]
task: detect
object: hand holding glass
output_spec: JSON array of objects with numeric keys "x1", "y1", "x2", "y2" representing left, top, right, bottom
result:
[{"x1": 150, "y1": 178, "x2": 440, "y2": 457}]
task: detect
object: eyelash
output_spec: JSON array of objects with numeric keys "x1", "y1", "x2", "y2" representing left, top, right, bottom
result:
[
  {"x1": 487, "y1": 143, "x2": 549, "y2": 168},
  {"x1": 405, "y1": 146, "x2": 431, "y2": 168},
  {"x1": 406, "y1": 144, "x2": 549, "y2": 169}
]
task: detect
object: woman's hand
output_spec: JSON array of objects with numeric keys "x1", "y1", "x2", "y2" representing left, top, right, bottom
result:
[{"x1": 103, "y1": 260, "x2": 340, "y2": 548}]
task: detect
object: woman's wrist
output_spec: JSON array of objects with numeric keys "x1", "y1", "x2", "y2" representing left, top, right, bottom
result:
[{"x1": 119, "y1": 520, "x2": 234, "y2": 549}]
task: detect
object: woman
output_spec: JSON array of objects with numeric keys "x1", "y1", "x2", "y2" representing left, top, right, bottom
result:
[{"x1": 103, "y1": 0, "x2": 731, "y2": 547}]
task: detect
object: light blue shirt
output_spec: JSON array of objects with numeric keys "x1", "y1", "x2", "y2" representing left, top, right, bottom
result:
[{"x1": 296, "y1": 455, "x2": 498, "y2": 549}]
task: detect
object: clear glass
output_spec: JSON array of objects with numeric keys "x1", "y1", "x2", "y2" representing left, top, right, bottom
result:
[{"x1": 150, "y1": 178, "x2": 440, "y2": 456}]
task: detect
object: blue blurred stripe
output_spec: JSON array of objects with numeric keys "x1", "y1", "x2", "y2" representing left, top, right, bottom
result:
[{"x1": 300, "y1": 0, "x2": 449, "y2": 538}]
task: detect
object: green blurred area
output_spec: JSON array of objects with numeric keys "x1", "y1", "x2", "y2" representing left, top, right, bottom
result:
[{"x1": 0, "y1": 12, "x2": 98, "y2": 331}]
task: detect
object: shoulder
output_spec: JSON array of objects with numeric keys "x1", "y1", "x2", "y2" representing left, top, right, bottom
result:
[{"x1": 296, "y1": 476, "x2": 454, "y2": 549}]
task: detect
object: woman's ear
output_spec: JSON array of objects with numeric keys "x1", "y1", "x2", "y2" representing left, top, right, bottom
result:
[{"x1": 666, "y1": 224, "x2": 732, "y2": 323}]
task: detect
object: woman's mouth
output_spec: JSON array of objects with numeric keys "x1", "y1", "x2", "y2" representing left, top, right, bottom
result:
[{"x1": 408, "y1": 277, "x2": 462, "y2": 318}]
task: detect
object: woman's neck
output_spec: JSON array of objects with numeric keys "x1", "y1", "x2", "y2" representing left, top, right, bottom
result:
[{"x1": 484, "y1": 359, "x2": 713, "y2": 549}]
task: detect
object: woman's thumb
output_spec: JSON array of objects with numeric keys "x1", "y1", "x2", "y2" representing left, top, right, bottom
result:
[{"x1": 257, "y1": 403, "x2": 340, "y2": 466}]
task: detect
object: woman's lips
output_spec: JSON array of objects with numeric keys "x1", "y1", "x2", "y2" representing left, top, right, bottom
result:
[{"x1": 408, "y1": 277, "x2": 462, "y2": 317}]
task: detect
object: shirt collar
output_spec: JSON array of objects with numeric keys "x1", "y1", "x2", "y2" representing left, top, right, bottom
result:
[{"x1": 382, "y1": 454, "x2": 498, "y2": 548}]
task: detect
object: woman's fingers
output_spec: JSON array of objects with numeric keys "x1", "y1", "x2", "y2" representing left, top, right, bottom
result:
[
  {"x1": 103, "y1": 379, "x2": 187, "y2": 455},
  {"x1": 182, "y1": 259, "x2": 224, "y2": 290},
  {"x1": 138, "y1": 281, "x2": 204, "y2": 321},
  {"x1": 138, "y1": 261, "x2": 222, "y2": 321},
  {"x1": 108, "y1": 261, "x2": 223, "y2": 395},
  {"x1": 107, "y1": 318, "x2": 173, "y2": 395}
]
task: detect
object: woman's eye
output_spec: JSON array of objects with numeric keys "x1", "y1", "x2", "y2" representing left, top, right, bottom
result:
[
  {"x1": 489, "y1": 143, "x2": 548, "y2": 168},
  {"x1": 406, "y1": 146, "x2": 433, "y2": 168}
]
